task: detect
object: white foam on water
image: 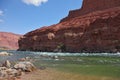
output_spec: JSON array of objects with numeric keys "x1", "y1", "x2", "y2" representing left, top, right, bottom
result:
[{"x1": 32, "y1": 52, "x2": 120, "y2": 57}]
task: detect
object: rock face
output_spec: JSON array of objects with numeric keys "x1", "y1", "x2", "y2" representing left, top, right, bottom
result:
[
  {"x1": 0, "y1": 32, "x2": 21, "y2": 50},
  {"x1": 61, "y1": 0, "x2": 120, "y2": 22},
  {"x1": 18, "y1": 0, "x2": 120, "y2": 53}
]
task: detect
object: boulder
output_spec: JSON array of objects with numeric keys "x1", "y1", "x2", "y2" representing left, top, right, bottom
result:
[
  {"x1": 0, "y1": 67, "x2": 8, "y2": 79},
  {"x1": 19, "y1": 58, "x2": 26, "y2": 61},
  {"x1": 0, "y1": 52, "x2": 13, "y2": 56},
  {"x1": 0, "y1": 68, "x2": 22, "y2": 79},
  {"x1": 14, "y1": 62, "x2": 36, "y2": 72},
  {"x1": 0, "y1": 70, "x2": 8, "y2": 78},
  {"x1": 6, "y1": 69, "x2": 22, "y2": 77},
  {"x1": 25, "y1": 57, "x2": 31, "y2": 60},
  {"x1": 0, "y1": 67, "x2": 7, "y2": 71},
  {"x1": 52, "y1": 56, "x2": 59, "y2": 60},
  {"x1": 2, "y1": 60, "x2": 11, "y2": 68},
  {"x1": 19, "y1": 57, "x2": 32, "y2": 61},
  {"x1": 0, "y1": 60, "x2": 36, "y2": 79}
]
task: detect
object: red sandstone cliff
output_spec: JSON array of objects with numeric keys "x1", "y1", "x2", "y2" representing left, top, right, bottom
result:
[
  {"x1": 0, "y1": 32, "x2": 21, "y2": 50},
  {"x1": 18, "y1": 0, "x2": 120, "y2": 52},
  {"x1": 61, "y1": 0, "x2": 120, "y2": 22}
]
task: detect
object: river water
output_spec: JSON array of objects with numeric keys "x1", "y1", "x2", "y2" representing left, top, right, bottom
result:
[
  {"x1": 0, "y1": 50, "x2": 120, "y2": 78},
  {"x1": 0, "y1": 50, "x2": 120, "y2": 61}
]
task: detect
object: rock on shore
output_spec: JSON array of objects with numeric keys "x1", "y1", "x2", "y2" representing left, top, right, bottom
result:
[
  {"x1": 0, "y1": 60, "x2": 36, "y2": 80},
  {"x1": 0, "y1": 52, "x2": 13, "y2": 56}
]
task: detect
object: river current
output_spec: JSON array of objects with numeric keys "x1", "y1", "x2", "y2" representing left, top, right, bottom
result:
[{"x1": 0, "y1": 50, "x2": 120, "y2": 62}]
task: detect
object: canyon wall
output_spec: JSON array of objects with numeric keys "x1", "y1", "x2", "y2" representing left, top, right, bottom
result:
[
  {"x1": 0, "y1": 32, "x2": 21, "y2": 50},
  {"x1": 18, "y1": 0, "x2": 120, "y2": 53},
  {"x1": 61, "y1": 0, "x2": 120, "y2": 22}
]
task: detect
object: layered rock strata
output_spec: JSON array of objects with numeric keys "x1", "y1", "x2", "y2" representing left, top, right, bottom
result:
[
  {"x1": 61, "y1": 0, "x2": 120, "y2": 22},
  {"x1": 0, "y1": 32, "x2": 21, "y2": 50},
  {"x1": 18, "y1": 0, "x2": 120, "y2": 53}
]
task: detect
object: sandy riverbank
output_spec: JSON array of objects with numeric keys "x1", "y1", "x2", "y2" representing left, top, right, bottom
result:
[{"x1": 21, "y1": 68, "x2": 119, "y2": 80}]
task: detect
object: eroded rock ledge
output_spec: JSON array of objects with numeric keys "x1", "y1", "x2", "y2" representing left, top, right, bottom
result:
[{"x1": 18, "y1": 0, "x2": 120, "y2": 53}]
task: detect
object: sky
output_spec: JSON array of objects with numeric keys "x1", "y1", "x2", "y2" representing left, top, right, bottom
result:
[{"x1": 0, "y1": 0, "x2": 83, "y2": 34}]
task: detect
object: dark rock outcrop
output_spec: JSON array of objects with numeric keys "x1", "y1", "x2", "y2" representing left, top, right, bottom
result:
[
  {"x1": 0, "y1": 32, "x2": 21, "y2": 50},
  {"x1": 18, "y1": 0, "x2": 120, "y2": 53}
]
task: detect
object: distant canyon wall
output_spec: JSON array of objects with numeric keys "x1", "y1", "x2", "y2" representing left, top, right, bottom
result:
[{"x1": 0, "y1": 32, "x2": 21, "y2": 50}]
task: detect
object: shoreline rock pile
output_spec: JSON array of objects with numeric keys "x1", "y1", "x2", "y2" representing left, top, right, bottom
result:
[{"x1": 0, "y1": 58, "x2": 36, "y2": 80}]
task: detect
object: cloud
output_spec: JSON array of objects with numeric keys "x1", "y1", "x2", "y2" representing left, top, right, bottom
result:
[
  {"x1": 22, "y1": 0, "x2": 48, "y2": 6},
  {"x1": 0, "y1": 10, "x2": 3, "y2": 16}
]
